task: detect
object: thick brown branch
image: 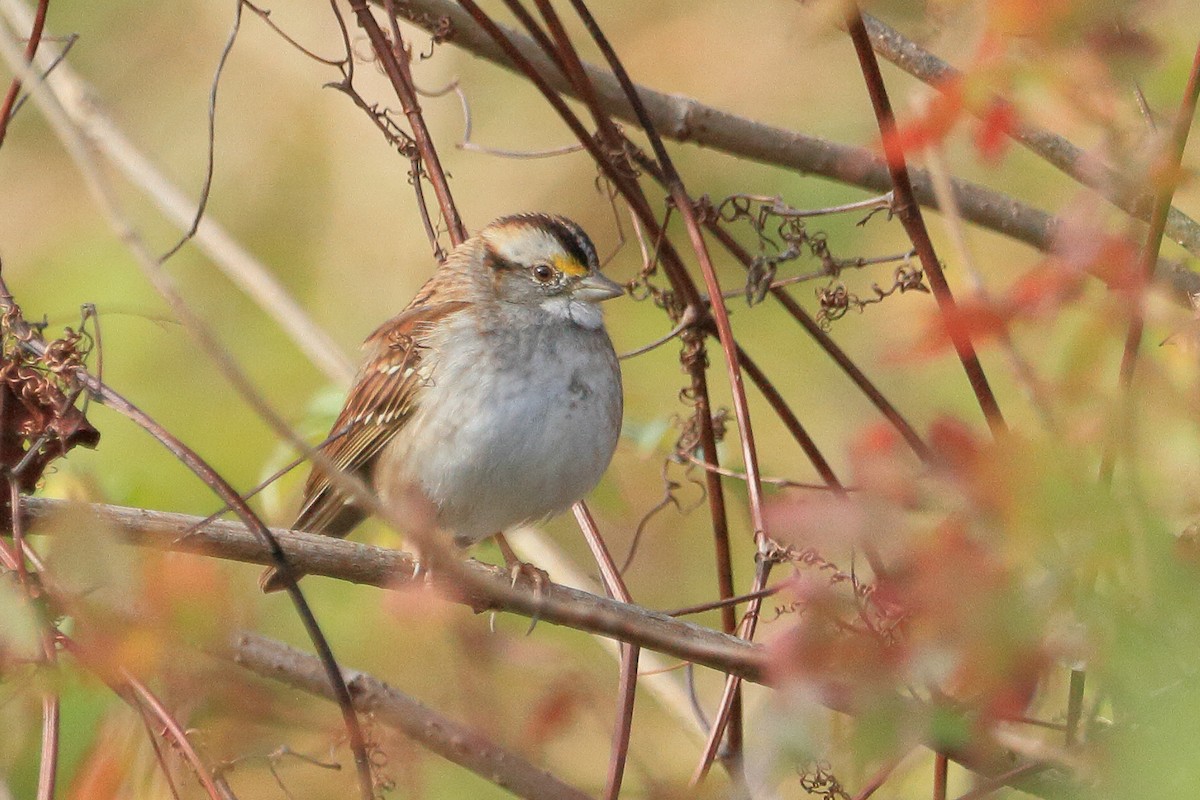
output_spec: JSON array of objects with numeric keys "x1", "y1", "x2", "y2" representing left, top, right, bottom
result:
[
  {"x1": 22, "y1": 497, "x2": 768, "y2": 683},
  {"x1": 226, "y1": 632, "x2": 593, "y2": 800}
]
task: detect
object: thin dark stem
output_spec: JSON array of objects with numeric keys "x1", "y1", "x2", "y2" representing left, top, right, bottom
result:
[
  {"x1": 844, "y1": 5, "x2": 1006, "y2": 437},
  {"x1": 692, "y1": 557, "x2": 774, "y2": 783},
  {"x1": 934, "y1": 754, "x2": 949, "y2": 800},
  {"x1": 664, "y1": 585, "x2": 782, "y2": 618},
  {"x1": 1099, "y1": 39, "x2": 1200, "y2": 483},
  {"x1": 350, "y1": 0, "x2": 467, "y2": 247},
  {"x1": 684, "y1": 337, "x2": 743, "y2": 762},
  {"x1": 159, "y1": 0, "x2": 242, "y2": 263},
  {"x1": 0, "y1": 0, "x2": 48, "y2": 148},
  {"x1": 735, "y1": 342, "x2": 843, "y2": 490},
  {"x1": 573, "y1": 502, "x2": 637, "y2": 800},
  {"x1": 702, "y1": 219, "x2": 931, "y2": 462}
]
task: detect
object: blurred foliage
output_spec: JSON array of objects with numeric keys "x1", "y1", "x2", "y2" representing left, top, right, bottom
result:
[{"x1": 2, "y1": 0, "x2": 1200, "y2": 797}]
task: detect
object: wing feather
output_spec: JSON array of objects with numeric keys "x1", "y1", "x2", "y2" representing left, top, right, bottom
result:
[{"x1": 291, "y1": 300, "x2": 469, "y2": 537}]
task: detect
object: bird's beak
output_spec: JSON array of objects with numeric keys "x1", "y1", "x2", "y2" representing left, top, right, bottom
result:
[{"x1": 573, "y1": 271, "x2": 624, "y2": 303}]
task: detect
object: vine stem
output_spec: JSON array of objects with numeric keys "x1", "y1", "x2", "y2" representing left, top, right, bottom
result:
[
  {"x1": 0, "y1": 0, "x2": 46, "y2": 147},
  {"x1": 845, "y1": 4, "x2": 1007, "y2": 437},
  {"x1": 347, "y1": 0, "x2": 467, "y2": 247}
]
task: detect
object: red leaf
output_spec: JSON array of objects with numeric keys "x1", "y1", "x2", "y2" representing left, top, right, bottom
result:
[
  {"x1": 882, "y1": 78, "x2": 964, "y2": 158},
  {"x1": 973, "y1": 98, "x2": 1018, "y2": 163}
]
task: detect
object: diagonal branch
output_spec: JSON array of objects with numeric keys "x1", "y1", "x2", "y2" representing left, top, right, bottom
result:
[
  {"x1": 0, "y1": 0, "x2": 354, "y2": 384},
  {"x1": 22, "y1": 496, "x2": 769, "y2": 682},
  {"x1": 860, "y1": 12, "x2": 1200, "y2": 259},
  {"x1": 227, "y1": 632, "x2": 593, "y2": 800},
  {"x1": 845, "y1": 5, "x2": 1006, "y2": 436}
]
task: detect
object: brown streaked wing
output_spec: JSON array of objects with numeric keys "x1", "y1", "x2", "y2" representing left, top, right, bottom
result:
[{"x1": 292, "y1": 301, "x2": 470, "y2": 537}]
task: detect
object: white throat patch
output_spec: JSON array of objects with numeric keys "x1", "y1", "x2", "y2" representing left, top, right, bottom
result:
[{"x1": 541, "y1": 296, "x2": 604, "y2": 330}]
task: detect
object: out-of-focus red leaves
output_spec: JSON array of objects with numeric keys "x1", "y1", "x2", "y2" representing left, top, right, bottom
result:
[
  {"x1": 928, "y1": 417, "x2": 984, "y2": 477},
  {"x1": 973, "y1": 98, "x2": 1018, "y2": 162},
  {"x1": 1006, "y1": 261, "x2": 1086, "y2": 314},
  {"x1": 849, "y1": 422, "x2": 918, "y2": 506},
  {"x1": 769, "y1": 516, "x2": 1048, "y2": 729},
  {"x1": 911, "y1": 299, "x2": 1012, "y2": 358},
  {"x1": 883, "y1": 78, "x2": 965, "y2": 161},
  {"x1": 766, "y1": 416, "x2": 1061, "y2": 753},
  {"x1": 520, "y1": 674, "x2": 590, "y2": 753},
  {"x1": 68, "y1": 718, "x2": 137, "y2": 800},
  {"x1": 767, "y1": 577, "x2": 903, "y2": 710},
  {"x1": 907, "y1": 215, "x2": 1141, "y2": 361}
]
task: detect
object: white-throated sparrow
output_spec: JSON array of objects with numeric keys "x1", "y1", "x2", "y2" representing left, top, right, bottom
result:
[{"x1": 260, "y1": 213, "x2": 624, "y2": 591}]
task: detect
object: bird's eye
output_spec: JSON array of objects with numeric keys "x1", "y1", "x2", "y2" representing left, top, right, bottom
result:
[{"x1": 531, "y1": 263, "x2": 556, "y2": 283}]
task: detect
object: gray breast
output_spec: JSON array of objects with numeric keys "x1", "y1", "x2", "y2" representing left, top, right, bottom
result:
[{"x1": 376, "y1": 314, "x2": 622, "y2": 544}]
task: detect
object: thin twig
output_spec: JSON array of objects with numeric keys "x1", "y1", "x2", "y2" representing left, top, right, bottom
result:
[
  {"x1": 677, "y1": 450, "x2": 839, "y2": 491},
  {"x1": 159, "y1": 0, "x2": 242, "y2": 262},
  {"x1": 664, "y1": 585, "x2": 784, "y2": 618},
  {"x1": 1065, "y1": 668, "x2": 1086, "y2": 746},
  {"x1": 350, "y1": 0, "x2": 467, "y2": 247},
  {"x1": 574, "y1": 502, "x2": 637, "y2": 800},
  {"x1": 1100, "y1": 40, "x2": 1200, "y2": 483},
  {"x1": 0, "y1": 0, "x2": 45, "y2": 147},
  {"x1": 934, "y1": 754, "x2": 949, "y2": 800},
  {"x1": 735, "y1": 342, "x2": 843, "y2": 491},
  {"x1": 845, "y1": 5, "x2": 1006, "y2": 436},
  {"x1": 0, "y1": 0, "x2": 354, "y2": 384}
]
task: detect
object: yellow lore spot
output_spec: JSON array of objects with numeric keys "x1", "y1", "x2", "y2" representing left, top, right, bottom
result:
[{"x1": 554, "y1": 254, "x2": 589, "y2": 277}]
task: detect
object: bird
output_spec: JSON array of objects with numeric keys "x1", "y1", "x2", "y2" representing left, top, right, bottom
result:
[{"x1": 260, "y1": 213, "x2": 624, "y2": 592}]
